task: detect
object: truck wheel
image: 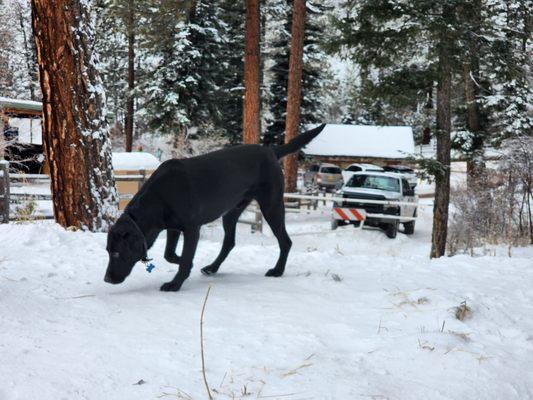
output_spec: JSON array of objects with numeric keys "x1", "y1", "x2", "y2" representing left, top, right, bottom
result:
[
  {"x1": 403, "y1": 220, "x2": 415, "y2": 235},
  {"x1": 385, "y1": 221, "x2": 399, "y2": 239}
]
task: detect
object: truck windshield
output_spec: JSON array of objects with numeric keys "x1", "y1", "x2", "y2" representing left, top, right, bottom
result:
[{"x1": 347, "y1": 175, "x2": 400, "y2": 192}]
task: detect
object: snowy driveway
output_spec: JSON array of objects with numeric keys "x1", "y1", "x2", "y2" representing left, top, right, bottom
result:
[{"x1": 1, "y1": 207, "x2": 532, "y2": 400}]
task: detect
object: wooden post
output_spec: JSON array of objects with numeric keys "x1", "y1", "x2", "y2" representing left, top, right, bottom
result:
[
  {"x1": 139, "y1": 169, "x2": 146, "y2": 190},
  {"x1": 0, "y1": 162, "x2": 9, "y2": 223}
]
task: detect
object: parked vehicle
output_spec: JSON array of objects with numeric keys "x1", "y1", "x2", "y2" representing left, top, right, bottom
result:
[
  {"x1": 341, "y1": 163, "x2": 383, "y2": 184},
  {"x1": 303, "y1": 163, "x2": 343, "y2": 191},
  {"x1": 332, "y1": 172, "x2": 418, "y2": 238},
  {"x1": 382, "y1": 165, "x2": 418, "y2": 188}
]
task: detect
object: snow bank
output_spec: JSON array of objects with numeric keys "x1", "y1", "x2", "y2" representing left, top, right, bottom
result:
[
  {"x1": 112, "y1": 152, "x2": 161, "y2": 171},
  {"x1": 303, "y1": 124, "x2": 415, "y2": 159},
  {"x1": 1, "y1": 207, "x2": 532, "y2": 399}
]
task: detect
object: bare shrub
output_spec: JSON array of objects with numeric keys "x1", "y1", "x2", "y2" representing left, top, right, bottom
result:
[
  {"x1": 13, "y1": 199, "x2": 38, "y2": 222},
  {"x1": 448, "y1": 136, "x2": 533, "y2": 255}
]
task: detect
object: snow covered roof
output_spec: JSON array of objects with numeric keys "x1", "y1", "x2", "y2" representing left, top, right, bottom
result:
[
  {"x1": 112, "y1": 152, "x2": 161, "y2": 171},
  {"x1": 302, "y1": 124, "x2": 415, "y2": 159},
  {"x1": 0, "y1": 97, "x2": 42, "y2": 113}
]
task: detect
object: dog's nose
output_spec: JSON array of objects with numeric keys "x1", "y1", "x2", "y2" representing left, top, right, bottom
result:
[{"x1": 104, "y1": 273, "x2": 115, "y2": 284}]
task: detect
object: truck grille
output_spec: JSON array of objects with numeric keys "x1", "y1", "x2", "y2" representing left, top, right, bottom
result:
[{"x1": 342, "y1": 193, "x2": 386, "y2": 214}]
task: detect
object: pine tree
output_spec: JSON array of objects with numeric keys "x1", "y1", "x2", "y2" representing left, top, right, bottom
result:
[
  {"x1": 188, "y1": 0, "x2": 232, "y2": 133},
  {"x1": 263, "y1": 0, "x2": 332, "y2": 145},
  {"x1": 243, "y1": 0, "x2": 261, "y2": 144},
  {"x1": 0, "y1": 0, "x2": 38, "y2": 99},
  {"x1": 262, "y1": 0, "x2": 290, "y2": 145},
  {"x1": 331, "y1": 1, "x2": 468, "y2": 258},
  {"x1": 32, "y1": 0, "x2": 118, "y2": 230},
  {"x1": 140, "y1": 3, "x2": 198, "y2": 137},
  {"x1": 95, "y1": 0, "x2": 130, "y2": 133},
  {"x1": 216, "y1": 0, "x2": 245, "y2": 143},
  {"x1": 284, "y1": 0, "x2": 306, "y2": 192},
  {"x1": 482, "y1": 0, "x2": 533, "y2": 143},
  {"x1": 13, "y1": 0, "x2": 39, "y2": 100}
]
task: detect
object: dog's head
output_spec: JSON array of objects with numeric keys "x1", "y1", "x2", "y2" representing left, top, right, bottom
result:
[{"x1": 104, "y1": 215, "x2": 146, "y2": 284}]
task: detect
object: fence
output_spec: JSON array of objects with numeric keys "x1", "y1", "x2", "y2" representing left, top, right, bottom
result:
[
  {"x1": 0, "y1": 162, "x2": 8, "y2": 223},
  {"x1": 0, "y1": 163, "x2": 149, "y2": 223},
  {"x1": 238, "y1": 192, "x2": 419, "y2": 234},
  {"x1": 0, "y1": 165, "x2": 418, "y2": 230}
]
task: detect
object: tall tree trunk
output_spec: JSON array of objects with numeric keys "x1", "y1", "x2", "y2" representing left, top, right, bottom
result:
[
  {"x1": 124, "y1": 0, "x2": 135, "y2": 152},
  {"x1": 243, "y1": 0, "x2": 260, "y2": 144},
  {"x1": 283, "y1": 0, "x2": 306, "y2": 193},
  {"x1": 464, "y1": 0, "x2": 484, "y2": 187},
  {"x1": 32, "y1": 0, "x2": 117, "y2": 231},
  {"x1": 464, "y1": 60, "x2": 484, "y2": 187},
  {"x1": 430, "y1": 41, "x2": 452, "y2": 258}
]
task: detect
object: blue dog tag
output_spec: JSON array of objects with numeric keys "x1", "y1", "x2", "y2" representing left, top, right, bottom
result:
[{"x1": 146, "y1": 263, "x2": 156, "y2": 273}]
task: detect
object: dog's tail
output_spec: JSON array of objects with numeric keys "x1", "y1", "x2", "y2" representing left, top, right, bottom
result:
[{"x1": 272, "y1": 123, "x2": 326, "y2": 159}]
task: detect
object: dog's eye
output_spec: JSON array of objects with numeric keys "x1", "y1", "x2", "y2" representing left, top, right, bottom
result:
[{"x1": 111, "y1": 252, "x2": 120, "y2": 259}]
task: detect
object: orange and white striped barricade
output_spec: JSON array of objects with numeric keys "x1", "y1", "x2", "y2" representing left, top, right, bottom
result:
[{"x1": 332, "y1": 207, "x2": 367, "y2": 229}]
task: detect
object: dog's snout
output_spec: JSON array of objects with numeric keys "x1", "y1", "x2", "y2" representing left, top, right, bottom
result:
[{"x1": 104, "y1": 271, "x2": 123, "y2": 284}]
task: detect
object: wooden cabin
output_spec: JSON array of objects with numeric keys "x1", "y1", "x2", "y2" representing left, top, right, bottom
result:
[{"x1": 301, "y1": 124, "x2": 416, "y2": 169}]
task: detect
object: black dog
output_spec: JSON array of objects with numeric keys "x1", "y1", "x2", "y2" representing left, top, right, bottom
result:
[{"x1": 104, "y1": 124, "x2": 325, "y2": 291}]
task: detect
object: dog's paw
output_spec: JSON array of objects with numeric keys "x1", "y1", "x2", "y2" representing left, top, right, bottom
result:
[
  {"x1": 201, "y1": 265, "x2": 218, "y2": 276},
  {"x1": 160, "y1": 282, "x2": 181, "y2": 292},
  {"x1": 265, "y1": 268, "x2": 284, "y2": 277},
  {"x1": 164, "y1": 254, "x2": 181, "y2": 264}
]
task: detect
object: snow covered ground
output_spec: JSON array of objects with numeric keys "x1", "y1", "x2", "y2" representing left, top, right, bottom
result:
[{"x1": 1, "y1": 202, "x2": 532, "y2": 400}]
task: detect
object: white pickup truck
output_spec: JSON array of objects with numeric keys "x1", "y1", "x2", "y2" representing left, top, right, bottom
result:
[{"x1": 332, "y1": 172, "x2": 418, "y2": 238}]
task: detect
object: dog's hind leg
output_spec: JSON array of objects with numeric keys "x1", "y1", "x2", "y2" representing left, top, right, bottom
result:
[
  {"x1": 164, "y1": 229, "x2": 181, "y2": 264},
  {"x1": 201, "y1": 201, "x2": 250, "y2": 276},
  {"x1": 258, "y1": 199, "x2": 292, "y2": 277},
  {"x1": 160, "y1": 227, "x2": 200, "y2": 292}
]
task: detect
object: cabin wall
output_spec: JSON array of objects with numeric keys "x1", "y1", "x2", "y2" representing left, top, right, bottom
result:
[{"x1": 302, "y1": 156, "x2": 413, "y2": 169}]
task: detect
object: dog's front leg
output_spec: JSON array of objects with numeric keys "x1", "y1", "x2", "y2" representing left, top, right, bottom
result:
[
  {"x1": 164, "y1": 229, "x2": 181, "y2": 264},
  {"x1": 160, "y1": 227, "x2": 200, "y2": 292}
]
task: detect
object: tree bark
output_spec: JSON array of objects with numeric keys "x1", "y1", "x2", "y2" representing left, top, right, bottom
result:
[
  {"x1": 124, "y1": 0, "x2": 135, "y2": 152},
  {"x1": 464, "y1": 60, "x2": 484, "y2": 186},
  {"x1": 463, "y1": 0, "x2": 484, "y2": 187},
  {"x1": 242, "y1": 0, "x2": 260, "y2": 144},
  {"x1": 283, "y1": 0, "x2": 306, "y2": 193},
  {"x1": 430, "y1": 39, "x2": 452, "y2": 258},
  {"x1": 32, "y1": 0, "x2": 117, "y2": 231}
]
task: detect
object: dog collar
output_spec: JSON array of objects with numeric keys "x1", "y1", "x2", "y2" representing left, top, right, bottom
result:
[{"x1": 123, "y1": 212, "x2": 152, "y2": 262}]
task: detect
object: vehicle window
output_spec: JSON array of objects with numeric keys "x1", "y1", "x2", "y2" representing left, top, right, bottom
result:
[
  {"x1": 402, "y1": 179, "x2": 411, "y2": 194},
  {"x1": 347, "y1": 175, "x2": 400, "y2": 192},
  {"x1": 321, "y1": 167, "x2": 341, "y2": 174},
  {"x1": 346, "y1": 165, "x2": 361, "y2": 172},
  {"x1": 308, "y1": 165, "x2": 319, "y2": 172}
]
